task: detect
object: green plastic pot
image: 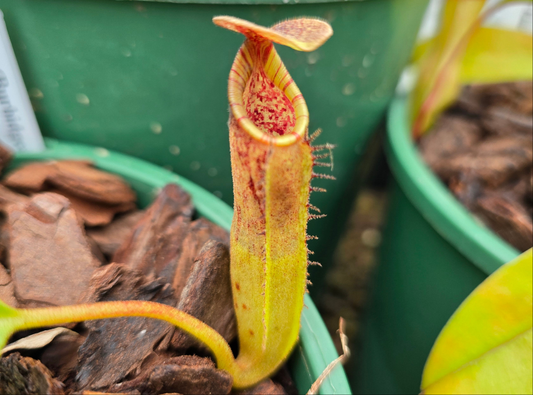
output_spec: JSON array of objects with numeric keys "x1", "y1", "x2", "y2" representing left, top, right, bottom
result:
[
  {"x1": 0, "y1": 0, "x2": 428, "y2": 291},
  {"x1": 354, "y1": 98, "x2": 521, "y2": 394},
  {"x1": 8, "y1": 138, "x2": 352, "y2": 395}
]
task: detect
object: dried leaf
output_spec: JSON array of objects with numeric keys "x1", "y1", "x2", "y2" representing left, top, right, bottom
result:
[{"x1": 2, "y1": 327, "x2": 79, "y2": 354}]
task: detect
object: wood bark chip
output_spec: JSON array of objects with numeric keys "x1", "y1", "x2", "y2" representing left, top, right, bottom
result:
[
  {"x1": 456, "y1": 82, "x2": 533, "y2": 116},
  {"x1": 0, "y1": 352, "x2": 65, "y2": 395},
  {"x1": 480, "y1": 108, "x2": 533, "y2": 137},
  {"x1": 0, "y1": 184, "x2": 30, "y2": 211},
  {"x1": 106, "y1": 355, "x2": 232, "y2": 395},
  {"x1": 0, "y1": 144, "x2": 12, "y2": 174},
  {"x1": 76, "y1": 263, "x2": 178, "y2": 391},
  {"x1": 113, "y1": 184, "x2": 193, "y2": 284},
  {"x1": 49, "y1": 188, "x2": 136, "y2": 227},
  {"x1": 171, "y1": 217, "x2": 230, "y2": 297},
  {"x1": 170, "y1": 240, "x2": 236, "y2": 351},
  {"x1": 86, "y1": 236, "x2": 107, "y2": 265},
  {"x1": 271, "y1": 367, "x2": 299, "y2": 395},
  {"x1": 0, "y1": 185, "x2": 33, "y2": 267},
  {"x1": 475, "y1": 194, "x2": 533, "y2": 252},
  {"x1": 48, "y1": 161, "x2": 136, "y2": 205},
  {"x1": 419, "y1": 114, "x2": 482, "y2": 168},
  {"x1": 41, "y1": 331, "x2": 86, "y2": 390},
  {"x1": 236, "y1": 379, "x2": 287, "y2": 394},
  {"x1": 0, "y1": 217, "x2": 8, "y2": 267},
  {"x1": 434, "y1": 137, "x2": 532, "y2": 189},
  {"x1": 75, "y1": 391, "x2": 141, "y2": 395},
  {"x1": 3, "y1": 160, "x2": 92, "y2": 193},
  {"x1": 8, "y1": 193, "x2": 101, "y2": 307},
  {"x1": 509, "y1": 172, "x2": 533, "y2": 207},
  {"x1": 3, "y1": 160, "x2": 136, "y2": 205},
  {"x1": 87, "y1": 211, "x2": 145, "y2": 257},
  {"x1": 447, "y1": 173, "x2": 482, "y2": 210},
  {"x1": 147, "y1": 355, "x2": 232, "y2": 395},
  {"x1": 0, "y1": 263, "x2": 17, "y2": 307}
]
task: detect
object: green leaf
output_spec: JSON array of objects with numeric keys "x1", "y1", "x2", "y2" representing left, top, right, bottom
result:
[{"x1": 422, "y1": 249, "x2": 533, "y2": 394}]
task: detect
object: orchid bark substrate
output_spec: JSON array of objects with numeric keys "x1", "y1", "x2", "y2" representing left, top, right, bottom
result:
[{"x1": 0, "y1": 16, "x2": 333, "y2": 390}]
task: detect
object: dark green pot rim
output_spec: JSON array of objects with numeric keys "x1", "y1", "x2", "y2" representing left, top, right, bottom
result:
[
  {"x1": 385, "y1": 98, "x2": 520, "y2": 275},
  {"x1": 9, "y1": 138, "x2": 351, "y2": 395}
]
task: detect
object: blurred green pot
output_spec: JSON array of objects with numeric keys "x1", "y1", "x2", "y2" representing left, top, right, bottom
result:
[
  {"x1": 9, "y1": 138, "x2": 352, "y2": 395},
  {"x1": 354, "y1": 98, "x2": 520, "y2": 394},
  {"x1": 0, "y1": 0, "x2": 428, "y2": 290}
]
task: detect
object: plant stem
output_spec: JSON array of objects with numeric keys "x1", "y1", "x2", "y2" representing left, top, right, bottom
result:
[
  {"x1": 11, "y1": 301, "x2": 238, "y2": 376},
  {"x1": 3, "y1": 299, "x2": 296, "y2": 388}
]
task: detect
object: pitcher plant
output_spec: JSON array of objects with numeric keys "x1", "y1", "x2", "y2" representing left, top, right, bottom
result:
[{"x1": 0, "y1": 16, "x2": 334, "y2": 390}]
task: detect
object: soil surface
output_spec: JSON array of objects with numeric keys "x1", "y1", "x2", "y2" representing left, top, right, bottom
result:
[
  {"x1": 420, "y1": 82, "x2": 533, "y2": 252},
  {"x1": 0, "y1": 157, "x2": 296, "y2": 395}
]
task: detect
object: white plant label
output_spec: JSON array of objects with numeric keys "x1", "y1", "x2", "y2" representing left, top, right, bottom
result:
[{"x1": 0, "y1": 10, "x2": 45, "y2": 152}]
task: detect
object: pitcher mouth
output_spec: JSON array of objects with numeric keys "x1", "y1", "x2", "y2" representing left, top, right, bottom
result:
[{"x1": 228, "y1": 41, "x2": 309, "y2": 147}]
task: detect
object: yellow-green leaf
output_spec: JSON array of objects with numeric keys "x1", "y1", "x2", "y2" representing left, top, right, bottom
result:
[
  {"x1": 410, "y1": 0, "x2": 533, "y2": 137},
  {"x1": 412, "y1": 28, "x2": 533, "y2": 84},
  {"x1": 459, "y1": 28, "x2": 533, "y2": 84},
  {"x1": 422, "y1": 249, "x2": 533, "y2": 394},
  {"x1": 410, "y1": 0, "x2": 485, "y2": 138}
]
